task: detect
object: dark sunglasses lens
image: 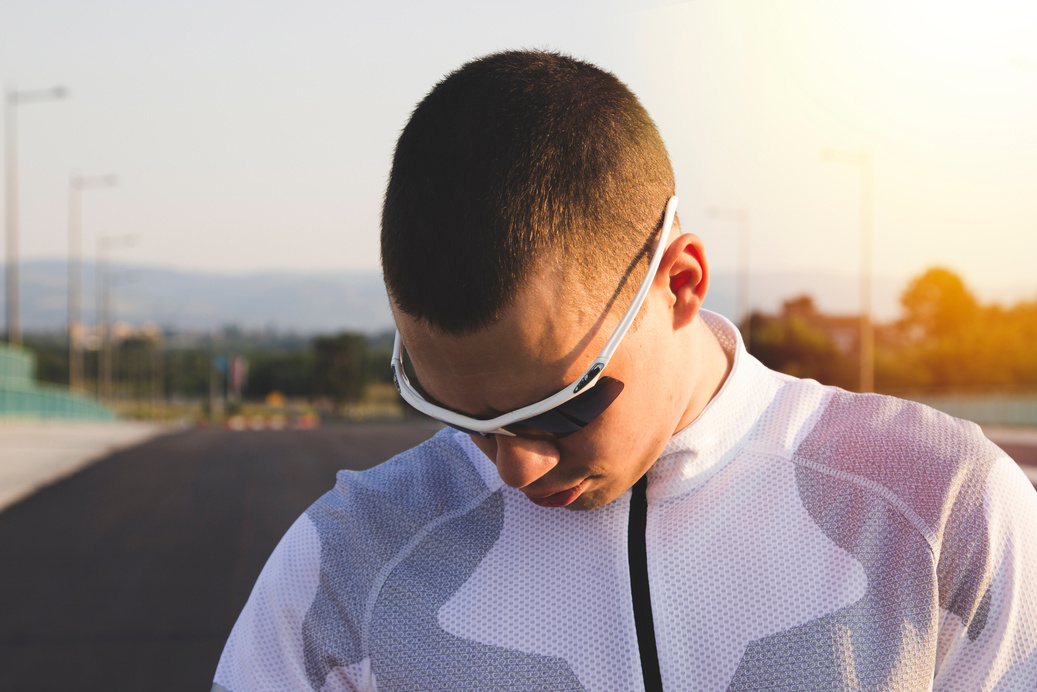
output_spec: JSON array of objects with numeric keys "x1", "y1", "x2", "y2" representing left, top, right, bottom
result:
[
  {"x1": 502, "y1": 377, "x2": 625, "y2": 439},
  {"x1": 445, "y1": 423, "x2": 487, "y2": 438}
]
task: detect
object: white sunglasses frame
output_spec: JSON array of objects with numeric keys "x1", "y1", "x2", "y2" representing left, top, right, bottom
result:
[{"x1": 391, "y1": 195, "x2": 680, "y2": 437}]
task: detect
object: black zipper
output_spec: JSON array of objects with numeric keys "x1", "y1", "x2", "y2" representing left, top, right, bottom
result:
[{"x1": 629, "y1": 474, "x2": 664, "y2": 692}]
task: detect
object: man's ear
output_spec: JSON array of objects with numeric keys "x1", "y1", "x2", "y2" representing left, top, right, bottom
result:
[{"x1": 657, "y1": 232, "x2": 708, "y2": 330}]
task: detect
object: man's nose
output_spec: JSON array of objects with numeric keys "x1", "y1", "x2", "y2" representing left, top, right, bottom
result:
[{"x1": 492, "y1": 435, "x2": 560, "y2": 489}]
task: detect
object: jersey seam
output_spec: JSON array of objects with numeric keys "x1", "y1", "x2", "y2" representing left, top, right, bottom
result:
[
  {"x1": 788, "y1": 452, "x2": 939, "y2": 554},
  {"x1": 359, "y1": 484, "x2": 498, "y2": 659}
]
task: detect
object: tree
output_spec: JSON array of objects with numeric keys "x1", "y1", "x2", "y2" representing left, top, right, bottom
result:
[
  {"x1": 899, "y1": 267, "x2": 977, "y2": 342},
  {"x1": 747, "y1": 296, "x2": 856, "y2": 389},
  {"x1": 313, "y1": 333, "x2": 367, "y2": 407},
  {"x1": 244, "y1": 352, "x2": 314, "y2": 398}
]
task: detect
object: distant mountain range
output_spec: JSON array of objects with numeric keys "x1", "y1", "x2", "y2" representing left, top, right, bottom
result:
[
  {"x1": 3, "y1": 261, "x2": 394, "y2": 334},
  {"x1": 0, "y1": 259, "x2": 1008, "y2": 334}
]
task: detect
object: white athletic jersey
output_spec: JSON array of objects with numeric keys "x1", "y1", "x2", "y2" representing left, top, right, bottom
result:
[{"x1": 213, "y1": 312, "x2": 1037, "y2": 691}]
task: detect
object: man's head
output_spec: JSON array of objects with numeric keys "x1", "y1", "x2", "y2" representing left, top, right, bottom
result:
[
  {"x1": 381, "y1": 50, "x2": 675, "y2": 334},
  {"x1": 382, "y1": 50, "x2": 726, "y2": 510}
]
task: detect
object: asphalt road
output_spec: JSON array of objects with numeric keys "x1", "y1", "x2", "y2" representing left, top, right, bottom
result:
[
  {"x1": 0, "y1": 422, "x2": 1033, "y2": 692},
  {"x1": 0, "y1": 422, "x2": 439, "y2": 692}
]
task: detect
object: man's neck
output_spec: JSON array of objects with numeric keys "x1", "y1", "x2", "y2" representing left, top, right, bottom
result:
[{"x1": 672, "y1": 315, "x2": 735, "y2": 435}]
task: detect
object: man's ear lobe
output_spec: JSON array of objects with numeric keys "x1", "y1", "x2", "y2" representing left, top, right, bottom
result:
[{"x1": 663, "y1": 234, "x2": 708, "y2": 330}]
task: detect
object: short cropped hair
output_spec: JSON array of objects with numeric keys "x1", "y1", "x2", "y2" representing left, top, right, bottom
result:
[{"x1": 381, "y1": 50, "x2": 675, "y2": 335}]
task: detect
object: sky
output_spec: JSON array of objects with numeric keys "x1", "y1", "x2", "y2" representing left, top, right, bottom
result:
[{"x1": 3, "y1": 0, "x2": 1036, "y2": 317}]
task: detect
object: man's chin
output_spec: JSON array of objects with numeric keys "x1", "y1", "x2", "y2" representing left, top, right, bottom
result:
[{"x1": 563, "y1": 486, "x2": 619, "y2": 512}]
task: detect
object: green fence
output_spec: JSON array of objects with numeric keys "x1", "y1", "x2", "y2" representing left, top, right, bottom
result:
[
  {"x1": 0, "y1": 343, "x2": 115, "y2": 421},
  {"x1": 0, "y1": 343, "x2": 35, "y2": 387}
]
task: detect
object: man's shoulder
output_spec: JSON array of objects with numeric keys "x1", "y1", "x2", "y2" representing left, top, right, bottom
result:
[
  {"x1": 307, "y1": 427, "x2": 493, "y2": 532},
  {"x1": 791, "y1": 387, "x2": 1005, "y2": 537},
  {"x1": 334, "y1": 426, "x2": 481, "y2": 494},
  {"x1": 796, "y1": 388, "x2": 1001, "y2": 473},
  {"x1": 213, "y1": 430, "x2": 502, "y2": 692}
]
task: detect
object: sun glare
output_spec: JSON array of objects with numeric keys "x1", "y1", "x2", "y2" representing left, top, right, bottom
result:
[{"x1": 879, "y1": 0, "x2": 1037, "y2": 70}]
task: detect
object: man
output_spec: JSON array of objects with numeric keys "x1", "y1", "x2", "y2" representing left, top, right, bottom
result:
[{"x1": 214, "y1": 51, "x2": 1037, "y2": 691}]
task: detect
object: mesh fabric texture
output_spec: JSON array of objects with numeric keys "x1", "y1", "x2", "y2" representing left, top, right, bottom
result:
[{"x1": 214, "y1": 311, "x2": 1037, "y2": 691}]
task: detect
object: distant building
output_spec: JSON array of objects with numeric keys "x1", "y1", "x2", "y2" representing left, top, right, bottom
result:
[{"x1": 778, "y1": 295, "x2": 860, "y2": 354}]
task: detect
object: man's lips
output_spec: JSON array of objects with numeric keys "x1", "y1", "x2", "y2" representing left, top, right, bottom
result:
[{"x1": 526, "y1": 483, "x2": 584, "y2": 508}]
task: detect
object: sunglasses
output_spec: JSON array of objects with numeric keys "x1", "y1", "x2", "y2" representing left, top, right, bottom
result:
[{"x1": 391, "y1": 195, "x2": 679, "y2": 440}]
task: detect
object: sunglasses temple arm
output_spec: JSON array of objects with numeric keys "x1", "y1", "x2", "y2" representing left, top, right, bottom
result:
[{"x1": 592, "y1": 195, "x2": 679, "y2": 369}]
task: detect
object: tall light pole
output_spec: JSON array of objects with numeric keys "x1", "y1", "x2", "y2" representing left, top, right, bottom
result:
[
  {"x1": 819, "y1": 147, "x2": 874, "y2": 393},
  {"x1": 97, "y1": 233, "x2": 134, "y2": 401},
  {"x1": 4, "y1": 84, "x2": 67, "y2": 346},
  {"x1": 69, "y1": 174, "x2": 117, "y2": 390},
  {"x1": 705, "y1": 207, "x2": 750, "y2": 326}
]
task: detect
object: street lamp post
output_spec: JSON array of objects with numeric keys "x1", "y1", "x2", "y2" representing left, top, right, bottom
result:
[
  {"x1": 68, "y1": 174, "x2": 117, "y2": 390},
  {"x1": 705, "y1": 207, "x2": 750, "y2": 326},
  {"x1": 4, "y1": 84, "x2": 67, "y2": 346},
  {"x1": 97, "y1": 233, "x2": 134, "y2": 401},
  {"x1": 819, "y1": 147, "x2": 874, "y2": 393}
]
